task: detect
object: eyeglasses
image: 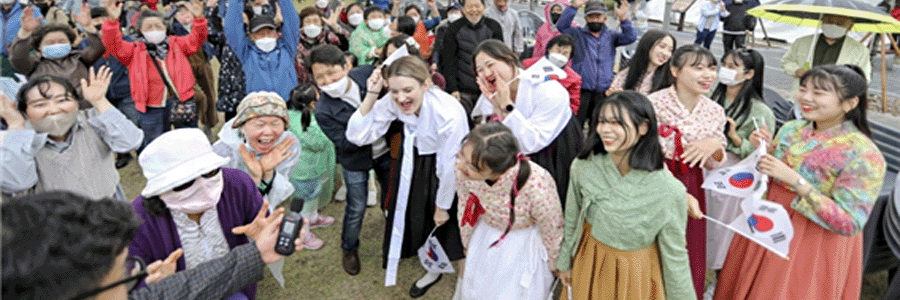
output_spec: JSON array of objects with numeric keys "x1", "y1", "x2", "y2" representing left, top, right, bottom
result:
[
  {"x1": 70, "y1": 256, "x2": 148, "y2": 299},
  {"x1": 172, "y1": 168, "x2": 221, "y2": 192}
]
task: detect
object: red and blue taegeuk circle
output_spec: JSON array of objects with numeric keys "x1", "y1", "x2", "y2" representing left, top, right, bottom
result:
[
  {"x1": 729, "y1": 172, "x2": 755, "y2": 189},
  {"x1": 747, "y1": 214, "x2": 774, "y2": 232}
]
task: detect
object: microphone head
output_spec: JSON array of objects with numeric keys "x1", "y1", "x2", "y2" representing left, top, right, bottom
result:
[{"x1": 289, "y1": 198, "x2": 305, "y2": 212}]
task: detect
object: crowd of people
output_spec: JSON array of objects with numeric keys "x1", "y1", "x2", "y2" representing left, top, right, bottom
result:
[{"x1": 0, "y1": 0, "x2": 890, "y2": 298}]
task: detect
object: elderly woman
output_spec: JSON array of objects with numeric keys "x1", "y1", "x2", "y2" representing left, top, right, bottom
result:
[
  {"x1": 212, "y1": 92, "x2": 300, "y2": 213},
  {"x1": 0, "y1": 67, "x2": 143, "y2": 200},
  {"x1": 131, "y1": 128, "x2": 276, "y2": 300}
]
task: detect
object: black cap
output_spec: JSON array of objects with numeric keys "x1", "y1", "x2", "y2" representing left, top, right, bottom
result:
[
  {"x1": 249, "y1": 15, "x2": 277, "y2": 33},
  {"x1": 584, "y1": 1, "x2": 607, "y2": 16},
  {"x1": 90, "y1": 7, "x2": 108, "y2": 19}
]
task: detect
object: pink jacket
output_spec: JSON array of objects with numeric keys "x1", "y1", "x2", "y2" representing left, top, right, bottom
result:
[{"x1": 532, "y1": 0, "x2": 578, "y2": 58}]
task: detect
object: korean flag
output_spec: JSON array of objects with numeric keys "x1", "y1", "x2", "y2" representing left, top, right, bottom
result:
[
  {"x1": 727, "y1": 198, "x2": 794, "y2": 259},
  {"x1": 519, "y1": 57, "x2": 567, "y2": 84},
  {"x1": 702, "y1": 142, "x2": 768, "y2": 199},
  {"x1": 418, "y1": 235, "x2": 455, "y2": 274}
]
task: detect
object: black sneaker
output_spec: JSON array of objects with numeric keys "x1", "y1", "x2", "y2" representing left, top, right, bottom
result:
[{"x1": 115, "y1": 153, "x2": 132, "y2": 169}]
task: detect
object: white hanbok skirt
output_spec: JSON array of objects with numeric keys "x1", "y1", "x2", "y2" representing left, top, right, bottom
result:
[{"x1": 453, "y1": 219, "x2": 553, "y2": 300}]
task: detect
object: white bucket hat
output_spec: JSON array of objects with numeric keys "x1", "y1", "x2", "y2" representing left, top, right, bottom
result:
[{"x1": 139, "y1": 129, "x2": 231, "y2": 197}]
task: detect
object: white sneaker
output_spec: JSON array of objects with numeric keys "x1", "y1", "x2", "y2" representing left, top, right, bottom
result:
[{"x1": 334, "y1": 185, "x2": 346, "y2": 201}]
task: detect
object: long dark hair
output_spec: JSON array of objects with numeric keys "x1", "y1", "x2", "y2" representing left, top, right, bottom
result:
[
  {"x1": 658, "y1": 44, "x2": 718, "y2": 90},
  {"x1": 578, "y1": 91, "x2": 664, "y2": 172},
  {"x1": 710, "y1": 49, "x2": 765, "y2": 130},
  {"x1": 288, "y1": 83, "x2": 318, "y2": 131},
  {"x1": 623, "y1": 29, "x2": 674, "y2": 93},
  {"x1": 462, "y1": 122, "x2": 530, "y2": 244},
  {"x1": 798, "y1": 64, "x2": 871, "y2": 136}
]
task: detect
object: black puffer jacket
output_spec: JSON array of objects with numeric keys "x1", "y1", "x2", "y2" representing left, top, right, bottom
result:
[{"x1": 440, "y1": 16, "x2": 503, "y2": 94}]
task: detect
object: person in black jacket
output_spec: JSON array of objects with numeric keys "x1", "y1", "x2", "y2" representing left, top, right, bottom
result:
[
  {"x1": 1, "y1": 191, "x2": 303, "y2": 300},
  {"x1": 309, "y1": 44, "x2": 394, "y2": 276},
  {"x1": 439, "y1": 0, "x2": 502, "y2": 121},
  {"x1": 721, "y1": 0, "x2": 758, "y2": 53}
]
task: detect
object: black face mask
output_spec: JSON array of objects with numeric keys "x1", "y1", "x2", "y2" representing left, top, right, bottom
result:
[
  {"x1": 94, "y1": 24, "x2": 102, "y2": 32},
  {"x1": 587, "y1": 22, "x2": 604, "y2": 33},
  {"x1": 550, "y1": 13, "x2": 561, "y2": 24},
  {"x1": 35, "y1": 3, "x2": 51, "y2": 16}
]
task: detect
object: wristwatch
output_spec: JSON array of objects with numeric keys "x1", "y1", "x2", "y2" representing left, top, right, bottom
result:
[
  {"x1": 795, "y1": 176, "x2": 808, "y2": 189},
  {"x1": 504, "y1": 104, "x2": 515, "y2": 113}
]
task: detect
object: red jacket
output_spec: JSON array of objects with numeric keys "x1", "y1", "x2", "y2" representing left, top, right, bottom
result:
[
  {"x1": 522, "y1": 56, "x2": 581, "y2": 113},
  {"x1": 102, "y1": 18, "x2": 207, "y2": 113}
]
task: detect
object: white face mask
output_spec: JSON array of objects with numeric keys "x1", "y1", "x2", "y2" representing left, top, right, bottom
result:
[
  {"x1": 0, "y1": 0, "x2": 15, "y2": 5},
  {"x1": 142, "y1": 30, "x2": 167, "y2": 44},
  {"x1": 348, "y1": 13, "x2": 364, "y2": 26},
  {"x1": 547, "y1": 52, "x2": 569, "y2": 68},
  {"x1": 303, "y1": 24, "x2": 322, "y2": 38},
  {"x1": 255, "y1": 37, "x2": 277, "y2": 52},
  {"x1": 382, "y1": 27, "x2": 393, "y2": 38},
  {"x1": 367, "y1": 18, "x2": 385, "y2": 30},
  {"x1": 159, "y1": 171, "x2": 224, "y2": 214},
  {"x1": 252, "y1": 6, "x2": 262, "y2": 15},
  {"x1": 411, "y1": 16, "x2": 419, "y2": 23},
  {"x1": 316, "y1": 0, "x2": 328, "y2": 8},
  {"x1": 320, "y1": 76, "x2": 349, "y2": 98},
  {"x1": 30, "y1": 110, "x2": 78, "y2": 137},
  {"x1": 822, "y1": 23, "x2": 849, "y2": 39},
  {"x1": 448, "y1": 13, "x2": 462, "y2": 22},
  {"x1": 718, "y1": 67, "x2": 744, "y2": 86}
]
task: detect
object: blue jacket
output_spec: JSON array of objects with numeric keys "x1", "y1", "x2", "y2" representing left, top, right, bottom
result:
[
  {"x1": 557, "y1": 5, "x2": 637, "y2": 93},
  {"x1": 225, "y1": 0, "x2": 299, "y2": 101},
  {"x1": 315, "y1": 65, "x2": 381, "y2": 171},
  {"x1": 1, "y1": 2, "x2": 43, "y2": 57}
]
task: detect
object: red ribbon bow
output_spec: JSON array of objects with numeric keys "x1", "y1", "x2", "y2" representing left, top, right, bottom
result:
[
  {"x1": 658, "y1": 124, "x2": 690, "y2": 174},
  {"x1": 461, "y1": 193, "x2": 485, "y2": 227}
]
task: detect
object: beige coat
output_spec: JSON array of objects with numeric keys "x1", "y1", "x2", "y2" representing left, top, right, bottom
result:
[{"x1": 781, "y1": 34, "x2": 871, "y2": 101}]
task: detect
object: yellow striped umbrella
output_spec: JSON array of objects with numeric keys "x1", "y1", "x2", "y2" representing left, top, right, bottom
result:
[{"x1": 748, "y1": 0, "x2": 900, "y2": 33}]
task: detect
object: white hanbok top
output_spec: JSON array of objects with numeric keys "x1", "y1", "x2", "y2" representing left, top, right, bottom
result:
[{"x1": 472, "y1": 78, "x2": 572, "y2": 154}]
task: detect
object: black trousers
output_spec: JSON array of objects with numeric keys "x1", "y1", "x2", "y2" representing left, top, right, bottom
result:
[
  {"x1": 577, "y1": 89, "x2": 607, "y2": 127},
  {"x1": 723, "y1": 33, "x2": 746, "y2": 53}
]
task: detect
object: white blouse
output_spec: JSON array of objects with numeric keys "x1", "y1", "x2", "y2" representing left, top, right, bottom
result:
[
  {"x1": 472, "y1": 78, "x2": 572, "y2": 154},
  {"x1": 346, "y1": 87, "x2": 469, "y2": 210},
  {"x1": 171, "y1": 209, "x2": 230, "y2": 270}
]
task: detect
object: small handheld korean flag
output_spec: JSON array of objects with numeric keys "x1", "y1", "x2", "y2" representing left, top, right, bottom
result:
[
  {"x1": 381, "y1": 44, "x2": 409, "y2": 67},
  {"x1": 706, "y1": 198, "x2": 793, "y2": 259},
  {"x1": 519, "y1": 57, "x2": 567, "y2": 83},
  {"x1": 417, "y1": 228, "x2": 455, "y2": 274},
  {"x1": 702, "y1": 141, "x2": 768, "y2": 199}
]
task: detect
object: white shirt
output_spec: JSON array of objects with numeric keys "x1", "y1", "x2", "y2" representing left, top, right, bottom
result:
[
  {"x1": 171, "y1": 209, "x2": 231, "y2": 269},
  {"x1": 473, "y1": 78, "x2": 572, "y2": 154},
  {"x1": 345, "y1": 87, "x2": 469, "y2": 210}
]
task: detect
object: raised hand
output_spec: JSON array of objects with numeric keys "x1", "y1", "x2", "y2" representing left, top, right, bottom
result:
[
  {"x1": 206, "y1": 0, "x2": 219, "y2": 8},
  {"x1": 615, "y1": 0, "x2": 630, "y2": 21},
  {"x1": 20, "y1": 6, "x2": 42, "y2": 34},
  {"x1": 239, "y1": 144, "x2": 264, "y2": 184},
  {"x1": 189, "y1": 0, "x2": 205, "y2": 17},
  {"x1": 0, "y1": 94, "x2": 26, "y2": 130},
  {"x1": 366, "y1": 66, "x2": 385, "y2": 94},
  {"x1": 259, "y1": 138, "x2": 295, "y2": 175},
  {"x1": 571, "y1": 0, "x2": 587, "y2": 8},
  {"x1": 232, "y1": 201, "x2": 286, "y2": 241},
  {"x1": 72, "y1": 2, "x2": 93, "y2": 29},
  {"x1": 80, "y1": 66, "x2": 112, "y2": 105},
  {"x1": 326, "y1": 3, "x2": 344, "y2": 27},
  {"x1": 144, "y1": 249, "x2": 183, "y2": 284},
  {"x1": 106, "y1": 0, "x2": 123, "y2": 20}
]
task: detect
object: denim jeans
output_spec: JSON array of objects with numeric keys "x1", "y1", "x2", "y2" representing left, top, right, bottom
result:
[
  {"x1": 138, "y1": 104, "x2": 170, "y2": 153},
  {"x1": 291, "y1": 175, "x2": 327, "y2": 220},
  {"x1": 116, "y1": 96, "x2": 140, "y2": 126},
  {"x1": 695, "y1": 29, "x2": 717, "y2": 49},
  {"x1": 341, "y1": 153, "x2": 392, "y2": 250}
]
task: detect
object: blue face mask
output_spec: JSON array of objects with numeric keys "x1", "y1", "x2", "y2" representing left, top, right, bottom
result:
[{"x1": 41, "y1": 43, "x2": 72, "y2": 60}]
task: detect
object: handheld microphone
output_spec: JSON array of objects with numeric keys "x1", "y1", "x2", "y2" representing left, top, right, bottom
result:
[{"x1": 275, "y1": 199, "x2": 304, "y2": 255}]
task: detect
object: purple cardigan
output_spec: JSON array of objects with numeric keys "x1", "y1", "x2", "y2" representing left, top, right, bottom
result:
[{"x1": 130, "y1": 168, "x2": 264, "y2": 299}]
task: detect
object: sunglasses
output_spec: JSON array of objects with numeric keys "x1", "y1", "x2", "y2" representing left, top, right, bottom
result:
[{"x1": 172, "y1": 168, "x2": 221, "y2": 192}]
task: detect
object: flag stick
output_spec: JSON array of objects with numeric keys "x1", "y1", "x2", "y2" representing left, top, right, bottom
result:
[{"x1": 703, "y1": 215, "x2": 790, "y2": 260}]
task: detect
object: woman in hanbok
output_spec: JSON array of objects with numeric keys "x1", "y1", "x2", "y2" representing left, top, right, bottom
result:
[
  {"x1": 714, "y1": 65, "x2": 885, "y2": 299},
  {"x1": 646, "y1": 44, "x2": 727, "y2": 299},
  {"x1": 471, "y1": 39, "x2": 583, "y2": 205},
  {"x1": 703, "y1": 48, "x2": 774, "y2": 294},
  {"x1": 346, "y1": 56, "x2": 467, "y2": 298},
  {"x1": 557, "y1": 91, "x2": 694, "y2": 300},
  {"x1": 453, "y1": 122, "x2": 563, "y2": 299}
]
